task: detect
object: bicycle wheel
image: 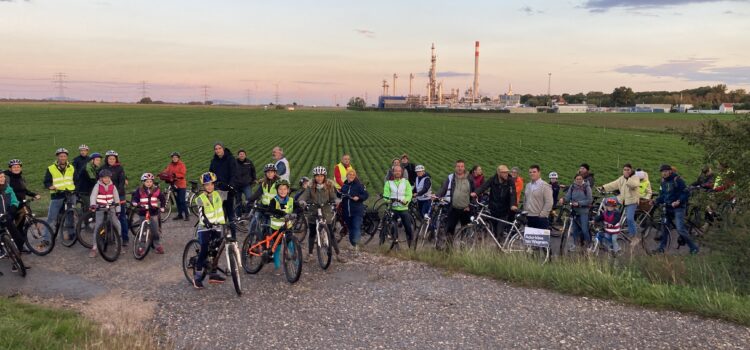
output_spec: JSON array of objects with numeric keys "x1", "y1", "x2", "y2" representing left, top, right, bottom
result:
[
  {"x1": 505, "y1": 230, "x2": 526, "y2": 253},
  {"x1": 2, "y1": 234, "x2": 26, "y2": 277},
  {"x1": 133, "y1": 223, "x2": 151, "y2": 260},
  {"x1": 60, "y1": 209, "x2": 79, "y2": 247},
  {"x1": 414, "y1": 219, "x2": 429, "y2": 250},
  {"x1": 363, "y1": 214, "x2": 380, "y2": 245},
  {"x1": 454, "y1": 225, "x2": 476, "y2": 251},
  {"x1": 76, "y1": 211, "x2": 96, "y2": 249},
  {"x1": 24, "y1": 218, "x2": 55, "y2": 256},
  {"x1": 182, "y1": 239, "x2": 204, "y2": 284},
  {"x1": 316, "y1": 226, "x2": 333, "y2": 270},
  {"x1": 189, "y1": 192, "x2": 201, "y2": 218},
  {"x1": 282, "y1": 234, "x2": 302, "y2": 283},
  {"x1": 641, "y1": 217, "x2": 669, "y2": 255},
  {"x1": 128, "y1": 209, "x2": 142, "y2": 236},
  {"x1": 97, "y1": 221, "x2": 121, "y2": 262},
  {"x1": 161, "y1": 192, "x2": 173, "y2": 222},
  {"x1": 241, "y1": 233, "x2": 264, "y2": 274},
  {"x1": 377, "y1": 219, "x2": 388, "y2": 246},
  {"x1": 292, "y1": 215, "x2": 308, "y2": 243},
  {"x1": 227, "y1": 245, "x2": 242, "y2": 296}
]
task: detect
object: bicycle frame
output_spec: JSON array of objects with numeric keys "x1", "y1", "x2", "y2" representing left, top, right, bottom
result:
[{"x1": 246, "y1": 223, "x2": 287, "y2": 258}]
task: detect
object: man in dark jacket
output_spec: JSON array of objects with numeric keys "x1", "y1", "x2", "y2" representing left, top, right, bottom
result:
[
  {"x1": 472, "y1": 164, "x2": 517, "y2": 238},
  {"x1": 401, "y1": 153, "x2": 417, "y2": 186},
  {"x1": 436, "y1": 160, "x2": 475, "y2": 249},
  {"x1": 235, "y1": 149, "x2": 256, "y2": 206},
  {"x1": 209, "y1": 142, "x2": 239, "y2": 235},
  {"x1": 578, "y1": 163, "x2": 595, "y2": 189},
  {"x1": 72, "y1": 144, "x2": 90, "y2": 192},
  {"x1": 653, "y1": 164, "x2": 698, "y2": 254}
]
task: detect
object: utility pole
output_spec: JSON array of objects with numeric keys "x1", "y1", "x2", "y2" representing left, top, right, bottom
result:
[
  {"x1": 274, "y1": 83, "x2": 280, "y2": 105},
  {"x1": 547, "y1": 73, "x2": 552, "y2": 107},
  {"x1": 139, "y1": 81, "x2": 148, "y2": 99},
  {"x1": 201, "y1": 85, "x2": 210, "y2": 104},
  {"x1": 246, "y1": 89, "x2": 252, "y2": 105},
  {"x1": 53, "y1": 72, "x2": 67, "y2": 99}
]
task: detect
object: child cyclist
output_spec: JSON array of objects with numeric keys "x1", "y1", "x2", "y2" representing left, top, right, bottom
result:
[
  {"x1": 192, "y1": 172, "x2": 227, "y2": 289},
  {"x1": 88, "y1": 169, "x2": 122, "y2": 258},
  {"x1": 130, "y1": 173, "x2": 166, "y2": 255},
  {"x1": 592, "y1": 197, "x2": 622, "y2": 254},
  {"x1": 267, "y1": 179, "x2": 294, "y2": 270}
]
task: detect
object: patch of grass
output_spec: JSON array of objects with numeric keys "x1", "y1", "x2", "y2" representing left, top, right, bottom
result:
[
  {"x1": 0, "y1": 297, "x2": 169, "y2": 350},
  {"x1": 389, "y1": 248, "x2": 750, "y2": 326}
]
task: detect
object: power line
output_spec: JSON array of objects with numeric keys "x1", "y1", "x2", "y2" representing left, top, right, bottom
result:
[
  {"x1": 201, "y1": 85, "x2": 210, "y2": 103},
  {"x1": 274, "y1": 83, "x2": 280, "y2": 105},
  {"x1": 245, "y1": 89, "x2": 252, "y2": 105},
  {"x1": 53, "y1": 72, "x2": 67, "y2": 98},
  {"x1": 139, "y1": 80, "x2": 148, "y2": 99}
]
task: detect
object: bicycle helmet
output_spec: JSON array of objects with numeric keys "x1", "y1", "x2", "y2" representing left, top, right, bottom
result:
[
  {"x1": 105, "y1": 150, "x2": 119, "y2": 157},
  {"x1": 415, "y1": 165, "x2": 425, "y2": 172},
  {"x1": 89, "y1": 152, "x2": 102, "y2": 160},
  {"x1": 170, "y1": 151, "x2": 180, "y2": 158},
  {"x1": 140, "y1": 172, "x2": 155, "y2": 181},
  {"x1": 276, "y1": 179, "x2": 291, "y2": 188},
  {"x1": 312, "y1": 166, "x2": 327, "y2": 176},
  {"x1": 299, "y1": 176, "x2": 310, "y2": 186},
  {"x1": 200, "y1": 172, "x2": 217, "y2": 184},
  {"x1": 8, "y1": 159, "x2": 22, "y2": 167},
  {"x1": 55, "y1": 148, "x2": 69, "y2": 156},
  {"x1": 549, "y1": 171, "x2": 558, "y2": 179},
  {"x1": 78, "y1": 144, "x2": 89, "y2": 151},
  {"x1": 263, "y1": 163, "x2": 277, "y2": 172},
  {"x1": 99, "y1": 169, "x2": 113, "y2": 178},
  {"x1": 604, "y1": 197, "x2": 618, "y2": 207}
]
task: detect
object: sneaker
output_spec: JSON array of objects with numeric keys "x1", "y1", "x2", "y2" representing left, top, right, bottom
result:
[
  {"x1": 353, "y1": 245, "x2": 360, "y2": 257},
  {"x1": 122, "y1": 241, "x2": 128, "y2": 248},
  {"x1": 336, "y1": 254, "x2": 347, "y2": 263},
  {"x1": 63, "y1": 233, "x2": 70, "y2": 241},
  {"x1": 193, "y1": 272, "x2": 204, "y2": 289},
  {"x1": 173, "y1": 215, "x2": 184, "y2": 221},
  {"x1": 651, "y1": 248, "x2": 665, "y2": 254},
  {"x1": 184, "y1": 216, "x2": 190, "y2": 222},
  {"x1": 89, "y1": 248, "x2": 97, "y2": 258},
  {"x1": 629, "y1": 234, "x2": 641, "y2": 247},
  {"x1": 11, "y1": 263, "x2": 19, "y2": 272},
  {"x1": 208, "y1": 273, "x2": 226, "y2": 284},
  {"x1": 304, "y1": 253, "x2": 312, "y2": 263},
  {"x1": 567, "y1": 243, "x2": 577, "y2": 252},
  {"x1": 155, "y1": 246, "x2": 165, "y2": 254},
  {"x1": 690, "y1": 248, "x2": 700, "y2": 255}
]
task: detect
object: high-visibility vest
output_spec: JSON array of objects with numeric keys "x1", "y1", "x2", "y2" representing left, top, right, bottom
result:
[
  {"x1": 602, "y1": 211, "x2": 621, "y2": 234},
  {"x1": 261, "y1": 182, "x2": 278, "y2": 206},
  {"x1": 48, "y1": 163, "x2": 75, "y2": 193},
  {"x1": 415, "y1": 176, "x2": 432, "y2": 201},
  {"x1": 334, "y1": 163, "x2": 353, "y2": 190},
  {"x1": 198, "y1": 191, "x2": 225, "y2": 226},
  {"x1": 138, "y1": 188, "x2": 161, "y2": 208},
  {"x1": 96, "y1": 183, "x2": 115, "y2": 205},
  {"x1": 270, "y1": 196, "x2": 293, "y2": 230},
  {"x1": 387, "y1": 179, "x2": 409, "y2": 211},
  {"x1": 276, "y1": 158, "x2": 290, "y2": 181}
]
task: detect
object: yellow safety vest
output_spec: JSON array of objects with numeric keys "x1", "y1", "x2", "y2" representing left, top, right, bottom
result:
[
  {"x1": 334, "y1": 163, "x2": 354, "y2": 190},
  {"x1": 261, "y1": 182, "x2": 278, "y2": 206},
  {"x1": 270, "y1": 196, "x2": 293, "y2": 230},
  {"x1": 198, "y1": 191, "x2": 225, "y2": 226},
  {"x1": 48, "y1": 164, "x2": 75, "y2": 193}
]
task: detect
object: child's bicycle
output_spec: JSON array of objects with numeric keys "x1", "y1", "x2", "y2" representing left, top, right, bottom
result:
[
  {"x1": 240, "y1": 206, "x2": 303, "y2": 283},
  {"x1": 0, "y1": 213, "x2": 27, "y2": 277},
  {"x1": 182, "y1": 218, "x2": 243, "y2": 296},
  {"x1": 131, "y1": 204, "x2": 161, "y2": 260}
]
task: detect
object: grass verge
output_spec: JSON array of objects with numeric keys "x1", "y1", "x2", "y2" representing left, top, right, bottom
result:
[
  {"x1": 0, "y1": 296, "x2": 169, "y2": 350},
  {"x1": 385, "y1": 247, "x2": 750, "y2": 327}
]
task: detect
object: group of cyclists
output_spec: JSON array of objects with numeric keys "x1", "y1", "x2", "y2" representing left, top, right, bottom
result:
[{"x1": 0, "y1": 143, "x2": 735, "y2": 290}]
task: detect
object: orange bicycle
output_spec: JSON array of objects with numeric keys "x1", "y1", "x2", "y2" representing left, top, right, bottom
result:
[{"x1": 241, "y1": 207, "x2": 302, "y2": 283}]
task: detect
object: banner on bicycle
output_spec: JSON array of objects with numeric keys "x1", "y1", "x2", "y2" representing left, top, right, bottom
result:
[{"x1": 523, "y1": 227, "x2": 550, "y2": 248}]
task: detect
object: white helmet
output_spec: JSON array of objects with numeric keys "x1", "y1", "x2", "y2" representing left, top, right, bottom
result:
[
  {"x1": 312, "y1": 166, "x2": 327, "y2": 176},
  {"x1": 415, "y1": 165, "x2": 425, "y2": 172},
  {"x1": 548, "y1": 171, "x2": 558, "y2": 179}
]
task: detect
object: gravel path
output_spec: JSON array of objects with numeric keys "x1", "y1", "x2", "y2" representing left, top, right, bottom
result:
[{"x1": 1, "y1": 218, "x2": 748, "y2": 349}]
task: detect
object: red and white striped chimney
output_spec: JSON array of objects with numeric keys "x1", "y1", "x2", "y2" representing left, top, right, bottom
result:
[{"x1": 473, "y1": 41, "x2": 479, "y2": 104}]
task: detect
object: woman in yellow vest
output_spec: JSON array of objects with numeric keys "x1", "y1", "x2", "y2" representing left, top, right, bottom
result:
[
  {"x1": 248, "y1": 163, "x2": 280, "y2": 240},
  {"x1": 42, "y1": 148, "x2": 76, "y2": 247},
  {"x1": 191, "y1": 172, "x2": 227, "y2": 289},
  {"x1": 267, "y1": 179, "x2": 294, "y2": 271}
]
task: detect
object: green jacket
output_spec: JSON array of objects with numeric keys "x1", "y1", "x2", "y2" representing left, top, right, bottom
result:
[{"x1": 383, "y1": 178, "x2": 412, "y2": 211}]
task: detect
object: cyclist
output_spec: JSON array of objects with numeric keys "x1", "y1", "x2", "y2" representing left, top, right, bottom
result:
[
  {"x1": 248, "y1": 164, "x2": 280, "y2": 239},
  {"x1": 0, "y1": 171, "x2": 26, "y2": 257},
  {"x1": 523, "y1": 165, "x2": 553, "y2": 230},
  {"x1": 511, "y1": 167, "x2": 524, "y2": 206},
  {"x1": 413, "y1": 165, "x2": 433, "y2": 219},
  {"x1": 436, "y1": 160, "x2": 473, "y2": 249},
  {"x1": 470, "y1": 165, "x2": 484, "y2": 189},
  {"x1": 549, "y1": 172, "x2": 561, "y2": 206},
  {"x1": 272, "y1": 146, "x2": 291, "y2": 182},
  {"x1": 593, "y1": 197, "x2": 622, "y2": 254},
  {"x1": 88, "y1": 169, "x2": 122, "y2": 258},
  {"x1": 42, "y1": 148, "x2": 76, "y2": 247},
  {"x1": 384, "y1": 165, "x2": 414, "y2": 247},
  {"x1": 78, "y1": 153, "x2": 102, "y2": 206},
  {"x1": 235, "y1": 149, "x2": 256, "y2": 205},
  {"x1": 209, "y1": 142, "x2": 239, "y2": 236},
  {"x1": 559, "y1": 174, "x2": 592, "y2": 251},
  {"x1": 690, "y1": 166, "x2": 715, "y2": 190},
  {"x1": 333, "y1": 153, "x2": 354, "y2": 191},
  {"x1": 72, "y1": 145, "x2": 90, "y2": 196},
  {"x1": 267, "y1": 179, "x2": 294, "y2": 270},
  {"x1": 130, "y1": 173, "x2": 166, "y2": 255},
  {"x1": 400, "y1": 154, "x2": 417, "y2": 186},
  {"x1": 192, "y1": 172, "x2": 227, "y2": 289},
  {"x1": 4, "y1": 159, "x2": 41, "y2": 234},
  {"x1": 651, "y1": 164, "x2": 699, "y2": 255},
  {"x1": 472, "y1": 164, "x2": 518, "y2": 238},
  {"x1": 102, "y1": 150, "x2": 129, "y2": 247},
  {"x1": 294, "y1": 177, "x2": 310, "y2": 203},
  {"x1": 298, "y1": 166, "x2": 345, "y2": 263},
  {"x1": 162, "y1": 152, "x2": 189, "y2": 221},
  {"x1": 340, "y1": 169, "x2": 369, "y2": 253},
  {"x1": 578, "y1": 163, "x2": 595, "y2": 189},
  {"x1": 600, "y1": 163, "x2": 641, "y2": 244},
  {"x1": 635, "y1": 169, "x2": 652, "y2": 200}
]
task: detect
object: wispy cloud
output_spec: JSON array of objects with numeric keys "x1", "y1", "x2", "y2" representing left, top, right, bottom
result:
[
  {"x1": 519, "y1": 5, "x2": 545, "y2": 15},
  {"x1": 615, "y1": 58, "x2": 750, "y2": 84},
  {"x1": 417, "y1": 71, "x2": 474, "y2": 78},
  {"x1": 354, "y1": 29, "x2": 375, "y2": 38},
  {"x1": 581, "y1": 0, "x2": 747, "y2": 12}
]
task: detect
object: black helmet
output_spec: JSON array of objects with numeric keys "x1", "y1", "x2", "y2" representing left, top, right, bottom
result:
[
  {"x1": 99, "y1": 169, "x2": 113, "y2": 178},
  {"x1": 659, "y1": 164, "x2": 672, "y2": 172},
  {"x1": 170, "y1": 151, "x2": 181, "y2": 158},
  {"x1": 264, "y1": 163, "x2": 277, "y2": 172}
]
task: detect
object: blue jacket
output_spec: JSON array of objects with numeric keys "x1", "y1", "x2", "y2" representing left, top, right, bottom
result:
[
  {"x1": 655, "y1": 173, "x2": 688, "y2": 210},
  {"x1": 209, "y1": 148, "x2": 239, "y2": 191},
  {"x1": 340, "y1": 179, "x2": 369, "y2": 218}
]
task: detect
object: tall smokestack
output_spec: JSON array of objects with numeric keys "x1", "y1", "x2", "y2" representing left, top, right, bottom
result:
[{"x1": 473, "y1": 41, "x2": 479, "y2": 104}]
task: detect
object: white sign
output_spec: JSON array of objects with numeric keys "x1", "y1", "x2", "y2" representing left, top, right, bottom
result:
[{"x1": 523, "y1": 227, "x2": 551, "y2": 248}]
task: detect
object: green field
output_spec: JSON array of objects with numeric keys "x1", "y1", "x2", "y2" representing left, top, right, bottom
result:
[{"x1": 0, "y1": 103, "x2": 707, "y2": 200}]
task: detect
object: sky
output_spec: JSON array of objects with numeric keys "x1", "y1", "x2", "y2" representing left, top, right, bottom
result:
[{"x1": 1, "y1": 0, "x2": 749, "y2": 105}]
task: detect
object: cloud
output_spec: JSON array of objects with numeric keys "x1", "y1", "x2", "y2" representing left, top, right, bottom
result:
[
  {"x1": 354, "y1": 29, "x2": 375, "y2": 38},
  {"x1": 417, "y1": 71, "x2": 474, "y2": 78},
  {"x1": 615, "y1": 58, "x2": 750, "y2": 84},
  {"x1": 581, "y1": 0, "x2": 747, "y2": 12},
  {"x1": 519, "y1": 5, "x2": 544, "y2": 15}
]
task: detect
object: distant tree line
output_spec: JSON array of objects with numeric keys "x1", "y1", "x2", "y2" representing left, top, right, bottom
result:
[{"x1": 520, "y1": 84, "x2": 750, "y2": 110}]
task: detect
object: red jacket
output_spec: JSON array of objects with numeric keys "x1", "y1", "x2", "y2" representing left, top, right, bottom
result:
[{"x1": 164, "y1": 161, "x2": 187, "y2": 189}]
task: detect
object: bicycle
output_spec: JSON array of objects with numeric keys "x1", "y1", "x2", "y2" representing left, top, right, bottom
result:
[
  {"x1": 132, "y1": 203, "x2": 161, "y2": 260},
  {"x1": 187, "y1": 180, "x2": 204, "y2": 218},
  {"x1": 376, "y1": 197, "x2": 409, "y2": 251},
  {"x1": 89, "y1": 203, "x2": 122, "y2": 262},
  {"x1": 452, "y1": 201, "x2": 506, "y2": 252},
  {"x1": 0, "y1": 213, "x2": 26, "y2": 277},
  {"x1": 40, "y1": 190, "x2": 82, "y2": 252},
  {"x1": 307, "y1": 202, "x2": 336, "y2": 270},
  {"x1": 17, "y1": 198, "x2": 55, "y2": 256},
  {"x1": 414, "y1": 198, "x2": 449, "y2": 250},
  {"x1": 182, "y1": 216, "x2": 243, "y2": 295},
  {"x1": 241, "y1": 207, "x2": 303, "y2": 283}
]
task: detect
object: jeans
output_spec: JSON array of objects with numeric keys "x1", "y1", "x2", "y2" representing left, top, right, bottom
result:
[
  {"x1": 119, "y1": 204, "x2": 129, "y2": 243},
  {"x1": 175, "y1": 188, "x2": 188, "y2": 217},
  {"x1": 570, "y1": 211, "x2": 590, "y2": 245},
  {"x1": 253, "y1": 211, "x2": 270, "y2": 241},
  {"x1": 344, "y1": 213, "x2": 363, "y2": 247},
  {"x1": 307, "y1": 223, "x2": 340, "y2": 255},
  {"x1": 94, "y1": 209, "x2": 121, "y2": 249},
  {"x1": 441, "y1": 207, "x2": 470, "y2": 246},
  {"x1": 526, "y1": 216, "x2": 550, "y2": 230},
  {"x1": 596, "y1": 231, "x2": 620, "y2": 252},
  {"x1": 417, "y1": 199, "x2": 431, "y2": 218},
  {"x1": 659, "y1": 207, "x2": 698, "y2": 252},
  {"x1": 139, "y1": 214, "x2": 161, "y2": 244},
  {"x1": 223, "y1": 192, "x2": 237, "y2": 237},
  {"x1": 196, "y1": 229, "x2": 221, "y2": 271},
  {"x1": 45, "y1": 196, "x2": 76, "y2": 241},
  {"x1": 393, "y1": 210, "x2": 414, "y2": 243},
  {"x1": 625, "y1": 204, "x2": 637, "y2": 236},
  {"x1": 236, "y1": 185, "x2": 252, "y2": 206}
]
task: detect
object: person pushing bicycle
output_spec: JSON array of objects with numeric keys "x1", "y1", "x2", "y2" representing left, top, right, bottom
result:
[{"x1": 192, "y1": 172, "x2": 227, "y2": 289}]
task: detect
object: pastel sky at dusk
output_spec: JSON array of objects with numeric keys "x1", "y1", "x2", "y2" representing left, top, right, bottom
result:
[{"x1": 1, "y1": 0, "x2": 749, "y2": 105}]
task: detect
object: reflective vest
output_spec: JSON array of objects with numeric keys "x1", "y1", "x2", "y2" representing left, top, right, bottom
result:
[
  {"x1": 387, "y1": 179, "x2": 409, "y2": 211},
  {"x1": 270, "y1": 195, "x2": 293, "y2": 230},
  {"x1": 137, "y1": 187, "x2": 161, "y2": 208},
  {"x1": 198, "y1": 191, "x2": 225, "y2": 226},
  {"x1": 415, "y1": 176, "x2": 432, "y2": 201},
  {"x1": 444, "y1": 174, "x2": 455, "y2": 202},
  {"x1": 602, "y1": 211, "x2": 621, "y2": 234},
  {"x1": 334, "y1": 163, "x2": 353, "y2": 190},
  {"x1": 276, "y1": 158, "x2": 290, "y2": 181},
  {"x1": 639, "y1": 179, "x2": 651, "y2": 199},
  {"x1": 261, "y1": 181, "x2": 278, "y2": 206},
  {"x1": 96, "y1": 183, "x2": 116, "y2": 205},
  {"x1": 48, "y1": 163, "x2": 75, "y2": 193}
]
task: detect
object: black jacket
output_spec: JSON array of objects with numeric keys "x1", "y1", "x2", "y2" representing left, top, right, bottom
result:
[
  {"x1": 475, "y1": 174, "x2": 517, "y2": 215},
  {"x1": 236, "y1": 158, "x2": 256, "y2": 187},
  {"x1": 3, "y1": 170, "x2": 37, "y2": 202},
  {"x1": 341, "y1": 179, "x2": 369, "y2": 218},
  {"x1": 209, "y1": 148, "x2": 239, "y2": 191},
  {"x1": 72, "y1": 155, "x2": 89, "y2": 189},
  {"x1": 402, "y1": 162, "x2": 417, "y2": 186},
  {"x1": 101, "y1": 163, "x2": 127, "y2": 196}
]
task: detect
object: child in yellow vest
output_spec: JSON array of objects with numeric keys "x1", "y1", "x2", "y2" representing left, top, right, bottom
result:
[
  {"x1": 267, "y1": 179, "x2": 294, "y2": 270},
  {"x1": 192, "y1": 172, "x2": 227, "y2": 289}
]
